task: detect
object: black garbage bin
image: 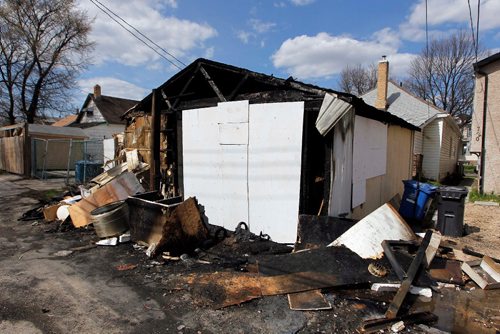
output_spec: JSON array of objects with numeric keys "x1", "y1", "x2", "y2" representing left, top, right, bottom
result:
[{"x1": 436, "y1": 186, "x2": 468, "y2": 237}]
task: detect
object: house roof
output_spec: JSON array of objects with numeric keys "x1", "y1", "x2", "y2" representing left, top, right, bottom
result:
[
  {"x1": 474, "y1": 51, "x2": 500, "y2": 71},
  {"x1": 361, "y1": 81, "x2": 446, "y2": 128},
  {"x1": 52, "y1": 114, "x2": 78, "y2": 127},
  {"x1": 77, "y1": 94, "x2": 139, "y2": 125},
  {"x1": 125, "y1": 58, "x2": 419, "y2": 131}
]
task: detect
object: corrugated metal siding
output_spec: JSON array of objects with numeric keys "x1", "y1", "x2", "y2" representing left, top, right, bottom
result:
[
  {"x1": 438, "y1": 119, "x2": 460, "y2": 180},
  {"x1": 422, "y1": 119, "x2": 441, "y2": 180},
  {"x1": 413, "y1": 131, "x2": 424, "y2": 154}
]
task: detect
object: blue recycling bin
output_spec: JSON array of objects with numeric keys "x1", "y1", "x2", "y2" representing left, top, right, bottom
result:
[
  {"x1": 75, "y1": 160, "x2": 102, "y2": 184},
  {"x1": 399, "y1": 180, "x2": 438, "y2": 221}
]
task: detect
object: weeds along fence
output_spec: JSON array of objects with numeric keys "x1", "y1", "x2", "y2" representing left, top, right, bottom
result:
[{"x1": 31, "y1": 138, "x2": 104, "y2": 183}]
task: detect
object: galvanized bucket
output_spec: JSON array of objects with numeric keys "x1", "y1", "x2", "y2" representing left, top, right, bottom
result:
[{"x1": 91, "y1": 201, "x2": 129, "y2": 238}]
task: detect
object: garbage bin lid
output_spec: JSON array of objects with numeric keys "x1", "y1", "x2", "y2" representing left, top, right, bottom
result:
[
  {"x1": 438, "y1": 186, "x2": 468, "y2": 193},
  {"x1": 438, "y1": 186, "x2": 468, "y2": 199}
]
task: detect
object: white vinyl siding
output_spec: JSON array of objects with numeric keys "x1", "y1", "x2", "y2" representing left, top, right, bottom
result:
[
  {"x1": 439, "y1": 119, "x2": 460, "y2": 180},
  {"x1": 421, "y1": 119, "x2": 442, "y2": 180},
  {"x1": 413, "y1": 130, "x2": 424, "y2": 154},
  {"x1": 80, "y1": 100, "x2": 106, "y2": 123}
]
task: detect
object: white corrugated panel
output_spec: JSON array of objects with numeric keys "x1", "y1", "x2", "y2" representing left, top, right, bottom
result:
[{"x1": 316, "y1": 93, "x2": 353, "y2": 136}]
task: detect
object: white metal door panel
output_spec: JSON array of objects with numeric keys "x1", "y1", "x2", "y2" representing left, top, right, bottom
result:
[
  {"x1": 248, "y1": 102, "x2": 304, "y2": 243},
  {"x1": 182, "y1": 106, "x2": 224, "y2": 226},
  {"x1": 218, "y1": 123, "x2": 248, "y2": 145},
  {"x1": 219, "y1": 144, "x2": 248, "y2": 227},
  {"x1": 218, "y1": 100, "x2": 249, "y2": 123}
]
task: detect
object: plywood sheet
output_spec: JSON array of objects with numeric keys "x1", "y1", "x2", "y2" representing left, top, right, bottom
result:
[
  {"x1": 288, "y1": 290, "x2": 332, "y2": 311},
  {"x1": 352, "y1": 116, "x2": 388, "y2": 207},
  {"x1": 0, "y1": 136, "x2": 24, "y2": 174}
]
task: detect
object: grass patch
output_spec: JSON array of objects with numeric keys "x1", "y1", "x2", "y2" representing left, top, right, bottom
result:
[
  {"x1": 40, "y1": 188, "x2": 63, "y2": 202},
  {"x1": 463, "y1": 164, "x2": 477, "y2": 174},
  {"x1": 468, "y1": 190, "x2": 500, "y2": 203}
]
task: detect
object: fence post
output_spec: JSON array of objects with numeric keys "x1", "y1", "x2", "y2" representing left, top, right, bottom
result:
[
  {"x1": 66, "y1": 139, "x2": 73, "y2": 185},
  {"x1": 41, "y1": 139, "x2": 49, "y2": 180}
]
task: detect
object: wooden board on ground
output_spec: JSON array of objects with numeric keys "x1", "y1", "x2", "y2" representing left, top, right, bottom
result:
[
  {"x1": 169, "y1": 247, "x2": 397, "y2": 309},
  {"x1": 288, "y1": 290, "x2": 331, "y2": 310},
  {"x1": 428, "y1": 257, "x2": 464, "y2": 284},
  {"x1": 290, "y1": 215, "x2": 356, "y2": 311}
]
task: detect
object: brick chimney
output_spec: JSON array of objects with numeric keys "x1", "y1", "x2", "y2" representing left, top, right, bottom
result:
[
  {"x1": 93, "y1": 84, "x2": 101, "y2": 98},
  {"x1": 375, "y1": 56, "x2": 389, "y2": 110}
]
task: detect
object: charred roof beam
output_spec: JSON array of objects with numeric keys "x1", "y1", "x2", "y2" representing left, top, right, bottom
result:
[
  {"x1": 199, "y1": 65, "x2": 227, "y2": 102},
  {"x1": 228, "y1": 73, "x2": 248, "y2": 101},
  {"x1": 172, "y1": 63, "x2": 202, "y2": 110}
]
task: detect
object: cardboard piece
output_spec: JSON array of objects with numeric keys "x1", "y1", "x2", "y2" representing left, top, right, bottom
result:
[
  {"x1": 68, "y1": 172, "x2": 144, "y2": 227},
  {"x1": 43, "y1": 204, "x2": 62, "y2": 221}
]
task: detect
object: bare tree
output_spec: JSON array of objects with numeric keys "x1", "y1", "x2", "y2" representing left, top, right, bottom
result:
[
  {"x1": 338, "y1": 63, "x2": 377, "y2": 96},
  {"x1": 0, "y1": 0, "x2": 93, "y2": 124},
  {"x1": 405, "y1": 30, "x2": 479, "y2": 128}
]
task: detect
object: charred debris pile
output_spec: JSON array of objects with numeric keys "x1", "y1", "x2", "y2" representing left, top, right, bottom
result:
[{"x1": 20, "y1": 152, "x2": 500, "y2": 334}]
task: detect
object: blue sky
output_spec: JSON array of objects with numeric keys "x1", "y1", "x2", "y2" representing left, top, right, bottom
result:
[{"x1": 74, "y1": 0, "x2": 500, "y2": 105}]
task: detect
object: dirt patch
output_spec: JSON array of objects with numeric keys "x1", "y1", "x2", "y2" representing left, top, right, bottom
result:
[{"x1": 442, "y1": 202, "x2": 500, "y2": 259}]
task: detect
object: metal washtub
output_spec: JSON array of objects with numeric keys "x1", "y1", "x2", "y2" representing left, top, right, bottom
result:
[{"x1": 91, "y1": 200, "x2": 129, "y2": 238}]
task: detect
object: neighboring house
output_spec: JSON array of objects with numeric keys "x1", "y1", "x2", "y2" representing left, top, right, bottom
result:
[
  {"x1": 52, "y1": 114, "x2": 78, "y2": 127},
  {"x1": 362, "y1": 59, "x2": 462, "y2": 182},
  {"x1": 72, "y1": 85, "x2": 138, "y2": 162},
  {"x1": 470, "y1": 52, "x2": 500, "y2": 194},
  {"x1": 122, "y1": 58, "x2": 418, "y2": 242}
]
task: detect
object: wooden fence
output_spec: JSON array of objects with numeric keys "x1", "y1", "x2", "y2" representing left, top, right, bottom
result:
[{"x1": 0, "y1": 135, "x2": 24, "y2": 174}]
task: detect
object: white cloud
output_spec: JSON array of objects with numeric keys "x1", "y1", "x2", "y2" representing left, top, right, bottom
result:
[
  {"x1": 78, "y1": 0, "x2": 216, "y2": 67},
  {"x1": 204, "y1": 47, "x2": 215, "y2": 58},
  {"x1": 272, "y1": 31, "x2": 415, "y2": 79},
  {"x1": 236, "y1": 19, "x2": 276, "y2": 44},
  {"x1": 274, "y1": 2, "x2": 287, "y2": 8},
  {"x1": 400, "y1": 0, "x2": 500, "y2": 41},
  {"x1": 249, "y1": 19, "x2": 276, "y2": 33},
  {"x1": 78, "y1": 77, "x2": 150, "y2": 100},
  {"x1": 290, "y1": 0, "x2": 315, "y2": 6},
  {"x1": 237, "y1": 31, "x2": 253, "y2": 44},
  {"x1": 164, "y1": 0, "x2": 177, "y2": 9}
]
